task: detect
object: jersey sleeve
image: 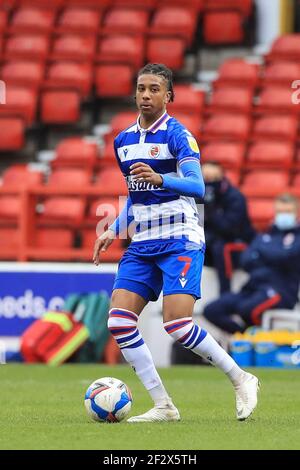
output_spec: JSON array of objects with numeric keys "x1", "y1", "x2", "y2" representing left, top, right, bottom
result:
[{"x1": 168, "y1": 123, "x2": 201, "y2": 167}]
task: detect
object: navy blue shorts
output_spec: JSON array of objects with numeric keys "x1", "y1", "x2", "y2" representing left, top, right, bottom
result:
[{"x1": 113, "y1": 238, "x2": 205, "y2": 302}]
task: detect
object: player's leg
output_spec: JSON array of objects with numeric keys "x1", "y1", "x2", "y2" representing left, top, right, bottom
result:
[
  {"x1": 108, "y1": 253, "x2": 179, "y2": 422},
  {"x1": 160, "y1": 247, "x2": 259, "y2": 420}
]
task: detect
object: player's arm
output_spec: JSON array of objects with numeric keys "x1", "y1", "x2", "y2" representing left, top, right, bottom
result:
[
  {"x1": 93, "y1": 197, "x2": 134, "y2": 265},
  {"x1": 130, "y1": 160, "x2": 204, "y2": 198}
]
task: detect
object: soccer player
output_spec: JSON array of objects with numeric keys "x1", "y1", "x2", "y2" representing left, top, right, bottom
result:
[{"x1": 93, "y1": 63, "x2": 259, "y2": 422}]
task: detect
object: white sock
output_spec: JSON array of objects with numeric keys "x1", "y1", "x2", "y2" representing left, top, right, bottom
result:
[
  {"x1": 164, "y1": 318, "x2": 244, "y2": 383},
  {"x1": 108, "y1": 308, "x2": 170, "y2": 405}
]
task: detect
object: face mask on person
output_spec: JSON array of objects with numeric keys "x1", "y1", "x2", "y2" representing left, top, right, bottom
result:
[{"x1": 274, "y1": 213, "x2": 297, "y2": 230}]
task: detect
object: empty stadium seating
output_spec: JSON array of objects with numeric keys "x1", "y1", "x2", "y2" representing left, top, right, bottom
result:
[
  {"x1": 266, "y1": 34, "x2": 300, "y2": 62},
  {"x1": 0, "y1": 117, "x2": 25, "y2": 151},
  {"x1": 208, "y1": 87, "x2": 253, "y2": 114},
  {"x1": 103, "y1": 8, "x2": 149, "y2": 35},
  {"x1": 97, "y1": 35, "x2": 144, "y2": 68},
  {"x1": 9, "y1": 7, "x2": 55, "y2": 34},
  {"x1": 203, "y1": 11, "x2": 246, "y2": 45},
  {"x1": 5, "y1": 34, "x2": 50, "y2": 61},
  {"x1": 257, "y1": 87, "x2": 299, "y2": 114},
  {"x1": 167, "y1": 84, "x2": 205, "y2": 115},
  {"x1": 38, "y1": 197, "x2": 85, "y2": 227},
  {"x1": 149, "y1": 7, "x2": 197, "y2": 47},
  {"x1": 47, "y1": 169, "x2": 91, "y2": 187},
  {"x1": 95, "y1": 64, "x2": 133, "y2": 98},
  {"x1": 241, "y1": 171, "x2": 290, "y2": 198},
  {"x1": 201, "y1": 142, "x2": 246, "y2": 169},
  {"x1": 51, "y1": 34, "x2": 97, "y2": 62},
  {"x1": 94, "y1": 168, "x2": 128, "y2": 196},
  {"x1": 41, "y1": 90, "x2": 80, "y2": 124},
  {"x1": 45, "y1": 62, "x2": 93, "y2": 98},
  {"x1": 247, "y1": 198, "x2": 275, "y2": 231},
  {"x1": 1, "y1": 61, "x2": 45, "y2": 90},
  {"x1": 1, "y1": 164, "x2": 43, "y2": 187},
  {"x1": 0, "y1": 85, "x2": 37, "y2": 124},
  {"x1": 247, "y1": 141, "x2": 294, "y2": 170},
  {"x1": 203, "y1": 114, "x2": 251, "y2": 141},
  {"x1": 146, "y1": 38, "x2": 185, "y2": 70},
  {"x1": 51, "y1": 137, "x2": 99, "y2": 170},
  {"x1": 214, "y1": 58, "x2": 259, "y2": 88},
  {"x1": 252, "y1": 115, "x2": 298, "y2": 142},
  {"x1": 57, "y1": 7, "x2": 102, "y2": 34}
]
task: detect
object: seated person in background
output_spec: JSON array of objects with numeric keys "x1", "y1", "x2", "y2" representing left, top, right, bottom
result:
[
  {"x1": 200, "y1": 161, "x2": 255, "y2": 293},
  {"x1": 203, "y1": 193, "x2": 300, "y2": 334}
]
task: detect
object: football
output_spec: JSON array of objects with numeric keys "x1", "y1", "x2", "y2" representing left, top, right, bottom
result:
[{"x1": 84, "y1": 377, "x2": 132, "y2": 423}]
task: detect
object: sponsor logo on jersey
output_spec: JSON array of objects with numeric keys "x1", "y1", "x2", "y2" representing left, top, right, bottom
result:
[
  {"x1": 187, "y1": 137, "x2": 199, "y2": 153},
  {"x1": 179, "y1": 277, "x2": 188, "y2": 288},
  {"x1": 125, "y1": 175, "x2": 162, "y2": 191},
  {"x1": 123, "y1": 148, "x2": 128, "y2": 158},
  {"x1": 149, "y1": 145, "x2": 160, "y2": 158}
]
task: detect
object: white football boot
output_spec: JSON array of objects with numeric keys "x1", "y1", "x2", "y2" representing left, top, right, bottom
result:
[
  {"x1": 127, "y1": 398, "x2": 180, "y2": 423},
  {"x1": 235, "y1": 372, "x2": 260, "y2": 421}
]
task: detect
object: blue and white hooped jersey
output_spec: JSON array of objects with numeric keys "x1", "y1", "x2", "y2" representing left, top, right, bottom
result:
[{"x1": 114, "y1": 112, "x2": 205, "y2": 245}]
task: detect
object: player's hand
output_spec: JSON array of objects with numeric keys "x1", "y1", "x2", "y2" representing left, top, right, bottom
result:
[
  {"x1": 130, "y1": 162, "x2": 163, "y2": 187},
  {"x1": 93, "y1": 229, "x2": 115, "y2": 265}
]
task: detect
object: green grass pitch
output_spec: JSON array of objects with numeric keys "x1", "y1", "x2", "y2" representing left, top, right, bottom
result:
[{"x1": 0, "y1": 364, "x2": 299, "y2": 450}]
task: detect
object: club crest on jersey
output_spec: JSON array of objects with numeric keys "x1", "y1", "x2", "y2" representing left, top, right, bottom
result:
[{"x1": 149, "y1": 145, "x2": 160, "y2": 158}]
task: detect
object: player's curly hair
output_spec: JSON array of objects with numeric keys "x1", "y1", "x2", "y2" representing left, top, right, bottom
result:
[{"x1": 137, "y1": 63, "x2": 175, "y2": 102}]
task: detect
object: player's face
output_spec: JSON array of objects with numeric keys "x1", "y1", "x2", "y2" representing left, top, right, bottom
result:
[{"x1": 136, "y1": 74, "x2": 171, "y2": 120}]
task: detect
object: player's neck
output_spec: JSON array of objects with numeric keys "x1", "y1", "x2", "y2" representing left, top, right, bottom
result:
[{"x1": 139, "y1": 109, "x2": 166, "y2": 130}]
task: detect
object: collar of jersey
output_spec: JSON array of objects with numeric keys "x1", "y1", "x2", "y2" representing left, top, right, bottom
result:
[{"x1": 135, "y1": 111, "x2": 169, "y2": 134}]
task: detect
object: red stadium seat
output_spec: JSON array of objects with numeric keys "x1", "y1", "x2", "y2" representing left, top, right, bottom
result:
[
  {"x1": 64, "y1": 0, "x2": 110, "y2": 8},
  {"x1": 0, "y1": 228, "x2": 19, "y2": 251},
  {"x1": 35, "y1": 228, "x2": 73, "y2": 248},
  {"x1": 9, "y1": 7, "x2": 55, "y2": 34},
  {"x1": 257, "y1": 86, "x2": 298, "y2": 114},
  {"x1": 263, "y1": 62, "x2": 300, "y2": 86},
  {"x1": 108, "y1": 111, "x2": 137, "y2": 138},
  {"x1": 203, "y1": 114, "x2": 251, "y2": 141},
  {"x1": 172, "y1": 113, "x2": 202, "y2": 142},
  {"x1": 94, "y1": 168, "x2": 127, "y2": 196},
  {"x1": 247, "y1": 141, "x2": 294, "y2": 170},
  {"x1": 97, "y1": 35, "x2": 144, "y2": 69},
  {"x1": 52, "y1": 35, "x2": 97, "y2": 62},
  {"x1": 204, "y1": 0, "x2": 253, "y2": 16},
  {"x1": 167, "y1": 84, "x2": 205, "y2": 115},
  {"x1": 81, "y1": 229, "x2": 124, "y2": 262},
  {"x1": 247, "y1": 198, "x2": 275, "y2": 231},
  {"x1": 203, "y1": 11, "x2": 245, "y2": 45},
  {"x1": 113, "y1": 0, "x2": 157, "y2": 9},
  {"x1": 95, "y1": 64, "x2": 133, "y2": 98},
  {"x1": 103, "y1": 8, "x2": 149, "y2": 35},
  {"x1": 5, "y1": 34, "x2": 50, "y2": 61},
  {"x1": 41, "y1": 90, "x2": 80, "y2": 124},
  {"x1": 57, "y1": 8, "x2": 101, "y2": 34},
  {"x1": 52, "y1": 137, "x2": 99, "y2": 170},
  {"x1": 0, "y1": 85, "x2": 37, "y2": 124},
  {"x1": 267, "y1": 34, "x2": 300, "y2": 62},
  {"x1": 47, "y1": 169, "x2": 91, "y2": 187},
  {"x1": 160, "y1": 0, "x2": 204, "y2": 11},
  {"x1": 1, "y1": 61, "x2": 44, "y2": 90},
  {"x1": 98, "y1": 134, "x2": 120, "y2": 168},
  {"x1": 149, "y1": 7, "x2": 197, "y2": 47},
  {"x1": 38, "y1": 197, "x2": 85, "y2": 226},
  {"x1": 215, "y1": 58, "x2": 259, "y2": 88},
  {"x1": 147, "y1": 38, "x2": 185, "y2": 70},
  {"x1": 252, "y1": 115, "x2": 298, "y2": 141},
  {"x1": 295, "y1": 150, "x2": 300, "y2": 170},
  {"x1": 0, "y1": 196, "x2": 21, "y2": 221},
  {"x1": 19, "y1": 0, "x2": 65, "y2": 8},
  {"x1": 45, "y1": 62, "x2": 93, "y2": 97},
  {"x1": 241, "y1": 171, "x2": 289, "y2": 198},
  {"x1": 208, "y1": 87, "x2": 253, "y2": 114},
  {"x1": 0, "y1": 10, "x2": 7, "y2": 32},
  {"x1": 0, "y1": 117, "x2": 24, "y2": 151},
  {"x1": 1, "y1": 164, "x2": 43, "y2": 187},
  {"x1": 201, "y1": 142, "x2": 246, "y2": 169}
]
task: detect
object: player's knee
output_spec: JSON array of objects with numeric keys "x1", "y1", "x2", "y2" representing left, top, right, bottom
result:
[{"x1": 107, "y1": 308, "x2": 138, "y2": 332}]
